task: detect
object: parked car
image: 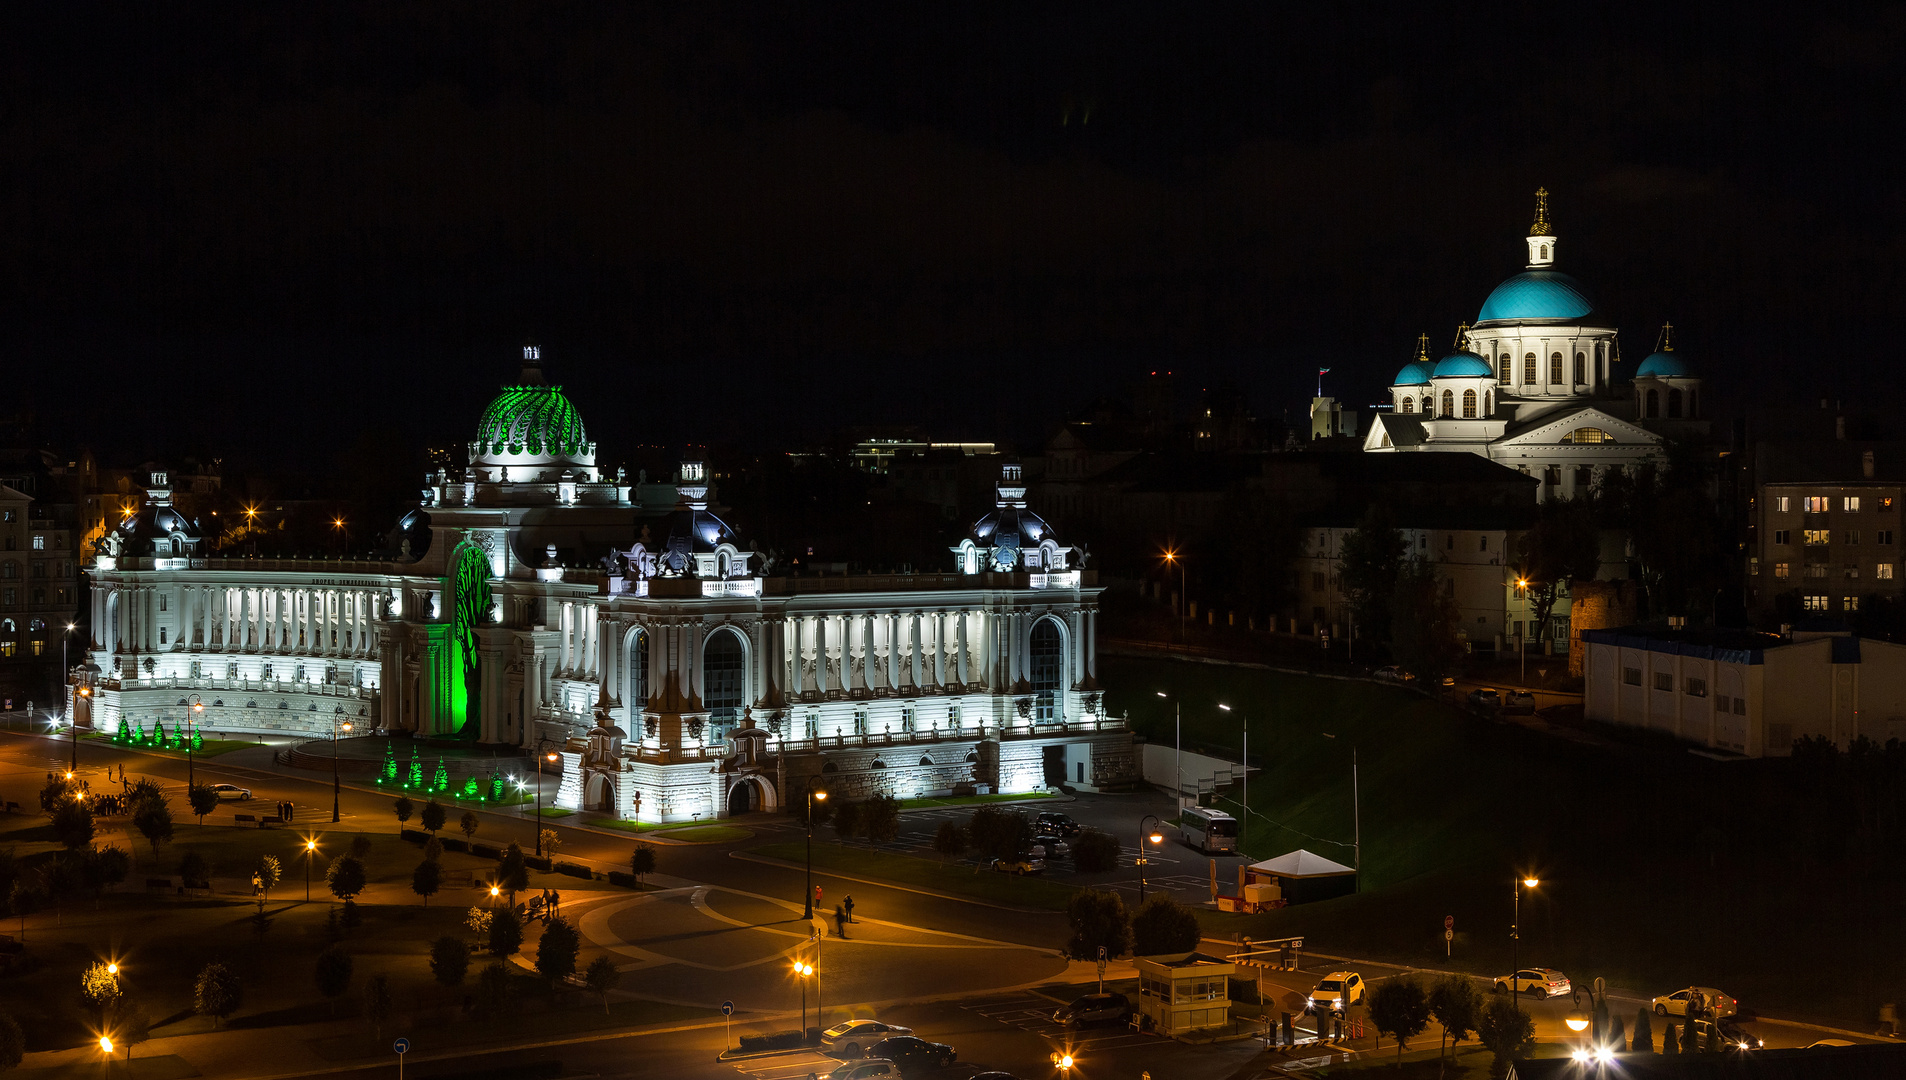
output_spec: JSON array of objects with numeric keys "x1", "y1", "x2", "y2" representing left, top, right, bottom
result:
[
  {"x1": 1054, "y1": 992, "x2": 1132, "y2": 1026},
  {"x1": 1493, "y1": 968, "x2": 1571, "y2": 999},
  {"x1": 1503, "y1": 690, "x2": 1537, "y2": 714},
  {"x1": 866, "y1": 1036, "x2": 956, "y2": 1073},
  {"x1": 825, "y1": 1059, "x2": 900, "y2": 1080},
  {"x1": 991, "y1": 856, "x2": 1046, "y2": 875},
  {"x1": 1468, "y1": 688, "x2": 1502, "y2": 709},
  {"x1": 1686, "y1": 1016, "x2": 1761, "y2": 1051},
  {"x1": 1652, "y1": 987, "x2": 1738, "y2": 1018},
  {"x1": 1030, "y1": 835, "x2": 1070, "y2": 859},
  {"x1": 1308, "y1": 971, "x2": 1365, "y2": 1012},
  {"x1": 211, "y1": 784, "x2": 252, "y2": 801},
  {"x1": 1035, "y1": 811, "x2": 1082, "y2": 837},
  {"x1": 822, "y1": 1019, "x2": 913, "y2": 1058},
  {"x1": 1374, "y1": 666, "x2": 1412, "y2": 682}
]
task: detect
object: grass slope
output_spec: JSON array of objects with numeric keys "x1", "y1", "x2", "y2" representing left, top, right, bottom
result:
[{"x1": 1099, "y1": 656, "x2": 1900, "y2": 1027}]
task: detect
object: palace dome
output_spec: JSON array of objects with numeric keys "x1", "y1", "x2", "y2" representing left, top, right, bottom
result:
[
  {"x1": 1393, "y1": 360, "x2": 1435, "y2": 386},
  {"x1": 1432, "y1": 352, "x2": 1494, "y2": 378},
  {"x1": 1477, "y1": 270, "x2": 1600, "y2": 324},
  {"x1": 1635, "y1": 351, "x2": 1693, "y2": 378},
  {"x1": 475, "y1": 385, "x2": 587, "y2": 457}
]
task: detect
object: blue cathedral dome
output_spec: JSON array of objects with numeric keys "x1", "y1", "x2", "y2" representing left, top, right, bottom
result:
[
  {"x1": 1393, "y1": 360, "x2": 1435, "y2": 386},
  {"x1": 1635, "y1": 351, "x2": 1692, "y2": 378},
  {"x1": 1432, "y1": 351, "x2": 1494, "y2": 378},
  {"x1": 1477, "y1": 270, "x2": 1600, "y2": 324}
]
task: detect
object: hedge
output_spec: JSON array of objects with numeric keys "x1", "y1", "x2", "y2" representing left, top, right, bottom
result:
[
  {"x1": 442, "y1": 838, "x2": 469, "y2": 853},
  {"x1": 523, "y1": 855, "x2": 553, "y2": 873},
  {"x1": 737, "y1": 1030, "x2": 807, "y2": 1053},
  {"x1": 471, "y1": 843, "x2": 502, "y2": 859},
  {"x1": 555, "y1": 862, "x2": 594, "y2": 879},
  {"x1": 400, "y1": 828, "x2": 429, "y2": 844},
  {"x1": 606, "y1": 870, "x2": 637, "y2": 889}
]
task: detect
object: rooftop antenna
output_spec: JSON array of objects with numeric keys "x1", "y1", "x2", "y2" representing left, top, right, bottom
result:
[{"x1": 1316, "y1": 368, "x2": 1331, "y2": 397}]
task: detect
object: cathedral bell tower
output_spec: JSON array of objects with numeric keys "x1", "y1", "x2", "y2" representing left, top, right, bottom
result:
[{"x1": 1524, "y1": 187, "x2": 1556, "y2": 269}]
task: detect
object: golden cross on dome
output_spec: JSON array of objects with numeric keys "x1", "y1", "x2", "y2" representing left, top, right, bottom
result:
[
  {"x1": 1658, "y1": 321, "x2": 1674, "y2": 352},
  {"x1": 1453, "y1": 323, "x2": 1471, "y2": 351},
  {"x1": 1416, "y1": 333, "x2": 1430, "y2": 361},
  {"x1": 1529, "y1": 187, "x2": 1552, "y2": 236}
]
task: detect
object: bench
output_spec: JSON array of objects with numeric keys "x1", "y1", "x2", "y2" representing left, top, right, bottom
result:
[{"x1": 235, "y1": 813, "x2": 283, "y2": 828}]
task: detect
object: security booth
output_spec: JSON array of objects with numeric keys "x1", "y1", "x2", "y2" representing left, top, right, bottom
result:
[
  {"x1": 1134, "y1": 952, "x2": 1235, "y2": 1036},
  {"x1": 1246, "y1": 848, "x2": 1357, "y2": 905}
]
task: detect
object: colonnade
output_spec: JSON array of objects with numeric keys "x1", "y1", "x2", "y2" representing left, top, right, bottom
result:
[{"x1": 93, "y1": 581, "x2": 385, "y2": 661}]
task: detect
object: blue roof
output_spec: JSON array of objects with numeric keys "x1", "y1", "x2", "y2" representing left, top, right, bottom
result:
[
  {"x1": 1635, "y1": 351, "x2": 1693, "y2": 378},
  {"x1": 1477, "y1": 270, "x2": 1599, "y2": 323},
  {"x1": 1393, "y1": 360, "x2": 1435, "y2": 386},
  {"x1": 1431, "y1": 352, "x2": 1494, "y2": 378}
]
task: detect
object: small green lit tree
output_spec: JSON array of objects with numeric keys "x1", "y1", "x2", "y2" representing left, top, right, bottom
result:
[
  {"x1": 382, "y1": 742, "x2": 398, "y2": 782},
  {"x1": 406, "y1": 756, "x2": 423, "y2": 788},
  {"x1": 433, "y1": 757, "x2": 449, "y2": 792}
]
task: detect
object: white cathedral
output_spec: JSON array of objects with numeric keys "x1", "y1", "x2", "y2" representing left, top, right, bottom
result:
[
  {"x1": 77, "y1": 351, "x2": 1133, "y2": 822},
  {"x1": 1363, "y1": 190, "x2": 1706, "y2": 498}
]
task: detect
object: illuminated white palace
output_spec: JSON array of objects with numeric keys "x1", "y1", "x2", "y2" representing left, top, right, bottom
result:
[{"x1": 79, "y1": 350, "x2": 1132, "y2": 821}]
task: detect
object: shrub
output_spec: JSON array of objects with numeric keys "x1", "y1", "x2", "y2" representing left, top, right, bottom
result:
[
  {"x1": 831, "y1": 800, "x2": 862, "y2": 842},
  {"x1": 477, "y1": 962, "x2": 514, "y2": 1017},
  {"x1": 442, "y1": 838, "x2": 469, "y2": 853},
  {"x1": 555, "y1": 861, "x2": 593, "y2": 879},
  {"x1": 737, "y1": 1030, "x2": 807, "y2": 1053},
  {"x1": 424, "y1": 836, "x2": 444, "y2": 863},
  {"x1": 931, "y1": 821, "x2": 968, "y2": 863},
  {"x1": 1663, "y1": 1022, "x2": 1680, "y2": 1054},
  {"x1": 430, "y1": 935, "x2": 470, "y2": 987},
  {"x1": 1632, "y1": 1007, "x2": 1654, "y2": 1053},
  {"x1": 860, "y1": 793, "x2": 900, "y2": 842},
  {"x1": 1063, "y1": 889, "x2": 1131, "y2": 966},
  {"x1": 400, "y1": 829, "x2": 429, "y2": 844},
  {"x1": 1130, "y1": 895, "x2": 1200, "y2": 956},
  {"x1": 488, "y1": 904, "x2": 523, "y2": 957},
  {"x1": 178, "y1": 851, "x2": 209, "y2": 888},
  {"x1": 472, "y1": 843, "x2": 502, "y2": 860},
  {"x1": 1478, "y1": 996, "x2": 1535, "y2": 1077},
  {"x1": 607, "y1": 871, "x2": 637, "y2": 888},
  {"x1": 51, "y1": 798, "x2": 95, "y2": 850},
  {"x1": 1071, "y1": 829, "x2": 1120, "y2": 873},
  {"x1": 524, "y1": 856, "x2": 552, "y2": 873},
  {"x1": 0, "y1": 1012, "x2": 23, "y2": 1070},
  {"x1": 314, "y1": 946, "x2": 354, "y2": 1012}
]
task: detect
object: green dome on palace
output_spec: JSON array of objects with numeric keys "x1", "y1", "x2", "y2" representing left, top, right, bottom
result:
[{"x1": 476, "y1": 385, "x2": 587, "y2": 456}]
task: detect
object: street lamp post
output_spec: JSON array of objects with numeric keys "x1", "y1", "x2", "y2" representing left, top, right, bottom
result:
[
  {"x1": 304, "y1": 837, "x2": 320, "y2": 902},
  {"x1": 1220, "y1": 703, "x2": 1245, "y2": 849},
  {"x1": 61, "y1": 621, "x2": 75, "y2": 725},
  {"x1": 1155, "y1": 691, "x2": 1181, "y2": 811},
  {"x1": 531, "y1": 741, "x2": 560, "y2": 855},
  {"x1": 331, "y1": 706, "x2": 351, "y2": 823},
  {"x1": 1512, "y1": 875, "x2": 1539, "y2": 1015},
  {"x1": 794, "y1": 957, "x2": 814, "y2": 1036},
  {"x1": 1137, "y1": 815, "x2": 1164, "y2": 902},
  {"x1": 186, "y1": 695, "x2": 204, "y2": 788},
  {"x1": 1516, "y1": 578, "x2": 1530, "y2": 687},
  {"x1": 803, "y1": 788, "x2": 829, "y2": 918},
  {"x1": 1321, "y1": 733, "x2": 1361, "y2": 884},
  {"x1": 1162, "y1": 549, "x2": 1187, "y2": 641}
]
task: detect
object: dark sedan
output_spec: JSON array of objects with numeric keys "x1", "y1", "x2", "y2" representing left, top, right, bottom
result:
[{"x1": 866, "y1": 1036, "x2": 956, "y2": 1074}]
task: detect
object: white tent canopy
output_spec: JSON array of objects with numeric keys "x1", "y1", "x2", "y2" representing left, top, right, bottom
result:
[{"x1": 1247, "y1": 849, "x2": 1356, "y2": 879}]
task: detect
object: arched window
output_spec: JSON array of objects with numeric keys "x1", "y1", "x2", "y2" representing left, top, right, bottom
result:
[
  {"x1": 1645, "y1": 389, "x2": 1660, "y2": 418},
  {"x1": 1668, "y1": 388, "x2": 1683, "y2": 418},
  {"x1": 627, "y1": 629, "x2": 648, "y2": 713},
  {"x1": 1400, "y1": 397, "x2": 1414, "y2": 414},
  {"x1": 1030, "y1": 618, "x2": 1064, "y2": 722},
  {"x1": 1498, "y1": 355, "x2": 1511, "y2": 381},
  {"x1": 1574, "y1": 352, "x2": 1586, "y2": 384},
  {"x1": 1523, "y1": 353, "x2": 1537, "y2": 383},
  {"x1": 1549, "y1": 352, "x2": 1563, "y2": 384},
  {"x1": 703, "y1": 628, "x2": 746, "y2": 743},
  {"x1": 1421, "y1": 395, "x2": 1431, "y2": 414},
  {"x1": 0, "y1": 562, "x2": 14, "y2": 579},
  {"x1": 1441, "y1": 390, "x2": 1455, "y2": 417},
  {"x1": 1462, "y1": 389, "x2": 1477, "y2": 418},
  {"x1": 1540, "y1": 244, "x2": 1548, "y2": 260},
  {"x1": 0, "y1": 618, "x2": 12, "y2": 633}
]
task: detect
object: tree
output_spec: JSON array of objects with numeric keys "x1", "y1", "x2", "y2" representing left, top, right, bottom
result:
[
  {"x1": 1390, "y1": 559, "x2": 1466, "y2": 686},
  {"x1": 39, "y1": 774, "x2": 75, "y2": 811},
  {"x1": 465, "y1": 906, "x2": 493, "y2": 941},
  {"x1": 326, "y1": 855, "x2": 367, "y2": 902},
  {"x1": 1663, "y1": 1022, "x2": 1680, "y2": 1054},
  {"x1": 460, "y1": 810, "x2": 480, "y2": 841},
  {"x1": 830, "y1": 801, "x2": 862, "y2": 844},
  {"x1": 1513, "y1": 497, "x2": 1603, "y2": 651},
  {"x1": 1130, "y1": 895, "x2": 1200, "y2": 956},
  {"x1": 103, "y1": 997, "x2": 150, "y2": 1063},
  {"x1": 421, "y1": 799, "x2": 447, "y2": 835},
  {"x1": 256, "y1": 855, "x2": 281, "y2": 898},
  {"x1": 314, "y1": 947, "x2": 354, "y2": 1014},
  {"x1": 80, "y1": 961, "x2": 122, "y2": 1022},
  {"x1": 85, "y1": 847, "x2": 130, "y2": 904},
  {"x1": 412, "y1": 858, "x2": 442, "y2": 905},
  {"x1": 187, "y1": 783, "x2": 220, "y2": 825},
  {"x1": 1476, "y1": 997, "x2": 1535, "y2": 1079},
  {"x1": 424, "y1": 836, "x2": 444, "y2": 863},
  {"x1": 1071, "y1": 829, "x2": 1120, "y2": 873},
  {"x1": 1369, "y1": 976, "x2": 1432, "y2": 1065},
  {"x1": 430, "y1": 935, "x2": 470, "y2": 989},
  {"x1": 349, "y1": 834, "x2": 374, "y2": 862},
  {"x1": 194, "y1": 962, "x2": 243, "y2": 1029},
  {"x1": 860, "y1": 793, "x2": 900, "y2": 842},
  {"x1": 362, "y1": 973, "x2": 393, "y2": 1040},
  {"x1": 931, "y1": 820, "x2": 969, "y2": 863},
  {"x1": 1063, "y1": 890, "x2": 1131, "y2": 990},
  {"x1": 967, "y1": 806, "x2": 1030, "y2": 862},
  {"x1": 0, "y1": 1012, "x2": 24, "y2": 1070},
  {"x1": 178, "y1": 851, "x2": 208, "y2": 888},
  {"x1": 1607, "y1": 1013, "x2": 1627, "y2": 1053},
  {"x1": 51, "y1": 797, "x2": 94, "y2": 850},
  {"x1": 8, "y1": 879, "x2": 42, "y2": 939},
  {"x1": 629, "y1": 844, "x2": 656, "y2": 885},
  {"x1": 131, "y1": 796, "x2": 173, "y2": 853},
  {"x1": 1428, "y1": 973, "x2": 1482, "y2": 1060},
  {"x1": 1632, "y1": 1007, "x2": 1654, "y2": 1053},
  {"x1": 536, "y1": 917, "x2": 581, "y2": 986},
  {"x1": 539, "y1": 829, "x2": 560, "y2": 857},
  {"x1": 585, "y1": 955, "x2": 620, "y2": 1014},
  {"x1": 497, "y1": 843, "x2": 529, "y2": 900},
  {"x1": 1338, "y1": 504, "x2": 1409, "y2": 652},
  {"x1": 488, "y1": 904, "x2": 523, "y2": 957},
  {"x1": 393, "y1": 796, "x2": 414, "y2": 825},
  {"x1": 476, "y1": 962, "x2": 514, "y2": 1018}
]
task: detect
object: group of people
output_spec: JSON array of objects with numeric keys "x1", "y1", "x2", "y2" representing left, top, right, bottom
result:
[
  {"x1": 833, "y1": 894, "x2": 855, "y2": 937},
  {"x1": 525, "y1": 888, "x2": 563, "y2": 922}
]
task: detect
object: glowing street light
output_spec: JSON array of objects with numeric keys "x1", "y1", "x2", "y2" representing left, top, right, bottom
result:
[
  {"x1": 1160, "y1": 548, "x2": 1187, "y2": 640},
  {"x1": 303, "y1": 836, "x2": 320, "y2": 902},
  {"x1": 1137, "y1": 814, "x2": 1165, "y2": 902},
  {"x1": 1511, "y1": 875, "x2": 1540, "y2": 1015},
  {"x1": 793, "y1": 958, "x2": 815, "y2": 1033},
  {"x1": 186, "y1": 695, "x2": 205, "y2": 787},
  {"x1": 804, "y1": 788, "x2": 829, "y2": 918}
]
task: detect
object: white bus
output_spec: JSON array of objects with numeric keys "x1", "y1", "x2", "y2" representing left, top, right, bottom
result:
[{"x1": 1179, "y1": 806, "x2": 1238, "y2": 854}]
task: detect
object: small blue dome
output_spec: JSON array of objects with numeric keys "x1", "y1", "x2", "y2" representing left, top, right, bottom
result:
[
  {"x1": 1393, "y1": 360, "x2": 1435, "y2": 386},
  {"x1": 1635, "y1": 351, "x2": 1692, "y2": 378},
  {"x1": 1432, "y1": 351, "x2": 1494, "y2": 378},
  {"x1": 1477, "y1": 270, "x2": 1599, "y2": 323}
]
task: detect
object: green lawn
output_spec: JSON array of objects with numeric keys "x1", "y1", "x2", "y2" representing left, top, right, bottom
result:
[
  {"x1": 750, "y1": 840, "x2": 1078, "y2": 910},
  {"x1": 654, "y1": 825, "x2": 752, "y2": 844},
  {"x1": 534, "y1": 806, "x2": 574, "y2": 818},
  {"x1": 1098, "y1": 656, "x2": 1906, "y2": 1028},
  {"x1": 86, "y1": 733, "x2": 263, "y2": 758},
  {"x1": 589, "y1": 818, "x2": 675, "y2": 834},
  {"x1": 898, "y1": 791, "x2": 1056, "y2": 810}
]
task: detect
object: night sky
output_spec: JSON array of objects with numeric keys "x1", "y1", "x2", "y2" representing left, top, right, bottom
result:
[{"x1": 4, "y1": 4, "x2": 1900, "y2": 474}]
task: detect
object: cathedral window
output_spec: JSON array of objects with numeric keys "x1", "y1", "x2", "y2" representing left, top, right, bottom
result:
[
  {"x1": 1568, "y1": 428, "x2": 1609, "y2": 444},
  {"x1": 1549, "y1": 352, "x2": 1563, "y2": 384},
  {"x1": 1441, "y1": 390, "x2": 1454, "y2": 417},
  {"x1": 1421, "y1": 395, "x2": 1431, "y2": 414},
  {"x1": 1645, "y1": 389, "x2": 1659, "y2": 417},
  {"x1": 1523, "y1": 354, "x2": 1537, "y2": 383},
  {"x1": 1574, "y1": 352, "x2": 1586, "y2": 384},
  {"x1": 1400, "y1": 397, "x2": 1413, "y2": 414},
  {"x1": 1483, "y1": 391, "x2": 1492, "y2": 415},
  {"x1": 1540, "y1": 245, "x2": 1548, "y2": 260},
  {"x1": 1498, "y1": 355, "x2": 1511, "y2": 381},
  {"x1": 1462, "y1": 390, "x2": 1477, "y2": 418},
  {"x1": 1668, "y1": 388, "x2": 1683, "y2": 418}
]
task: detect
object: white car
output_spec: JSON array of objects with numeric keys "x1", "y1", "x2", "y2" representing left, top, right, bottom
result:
[
  {"x1": 1652, "y1": 987, "x2": 1737, "y2": 1018},
  {"x1": 825, "y1": 1060, "x2": 898, "y2": 1080},
  {"x1": 1030, "y1": 836, "x2": 1070, "y2": 858},
  {"x1": 1494, "y1": 968, "x2": 1571, "y2": 999},
  {"x1": 211, "y1": 784, "x2": 252, "y2": 801},
  {"x1": 1308, "y1": 971, "x2": 1365, "y2": 1012},
  {"x1": 822, "y1": 1020, "x2": 912, "y2": 1060}
]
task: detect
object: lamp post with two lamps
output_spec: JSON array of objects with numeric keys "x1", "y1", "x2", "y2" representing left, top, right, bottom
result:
[
  {"x1": 803, "y1": 787, "x2": 829, "y2": 918},
  {"x1": 1136, "y1": 815, "x2": 1165, "y2": 902}
]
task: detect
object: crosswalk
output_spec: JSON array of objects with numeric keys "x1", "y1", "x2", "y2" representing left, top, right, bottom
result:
[{"x1": 960, "y1": 992, "x2": 1156, "y2": 1053}]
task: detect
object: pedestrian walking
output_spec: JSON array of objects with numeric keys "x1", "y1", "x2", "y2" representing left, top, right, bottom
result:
[
  {"x1": 843, "y1": 894, "x2": 855, "y2": 923},
  {"x1": 834, "y1": 903, "x2": 847, "y2": 939},
  {"x1": 550, "y1": 889, "x2": 561, "y2": 916}
]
